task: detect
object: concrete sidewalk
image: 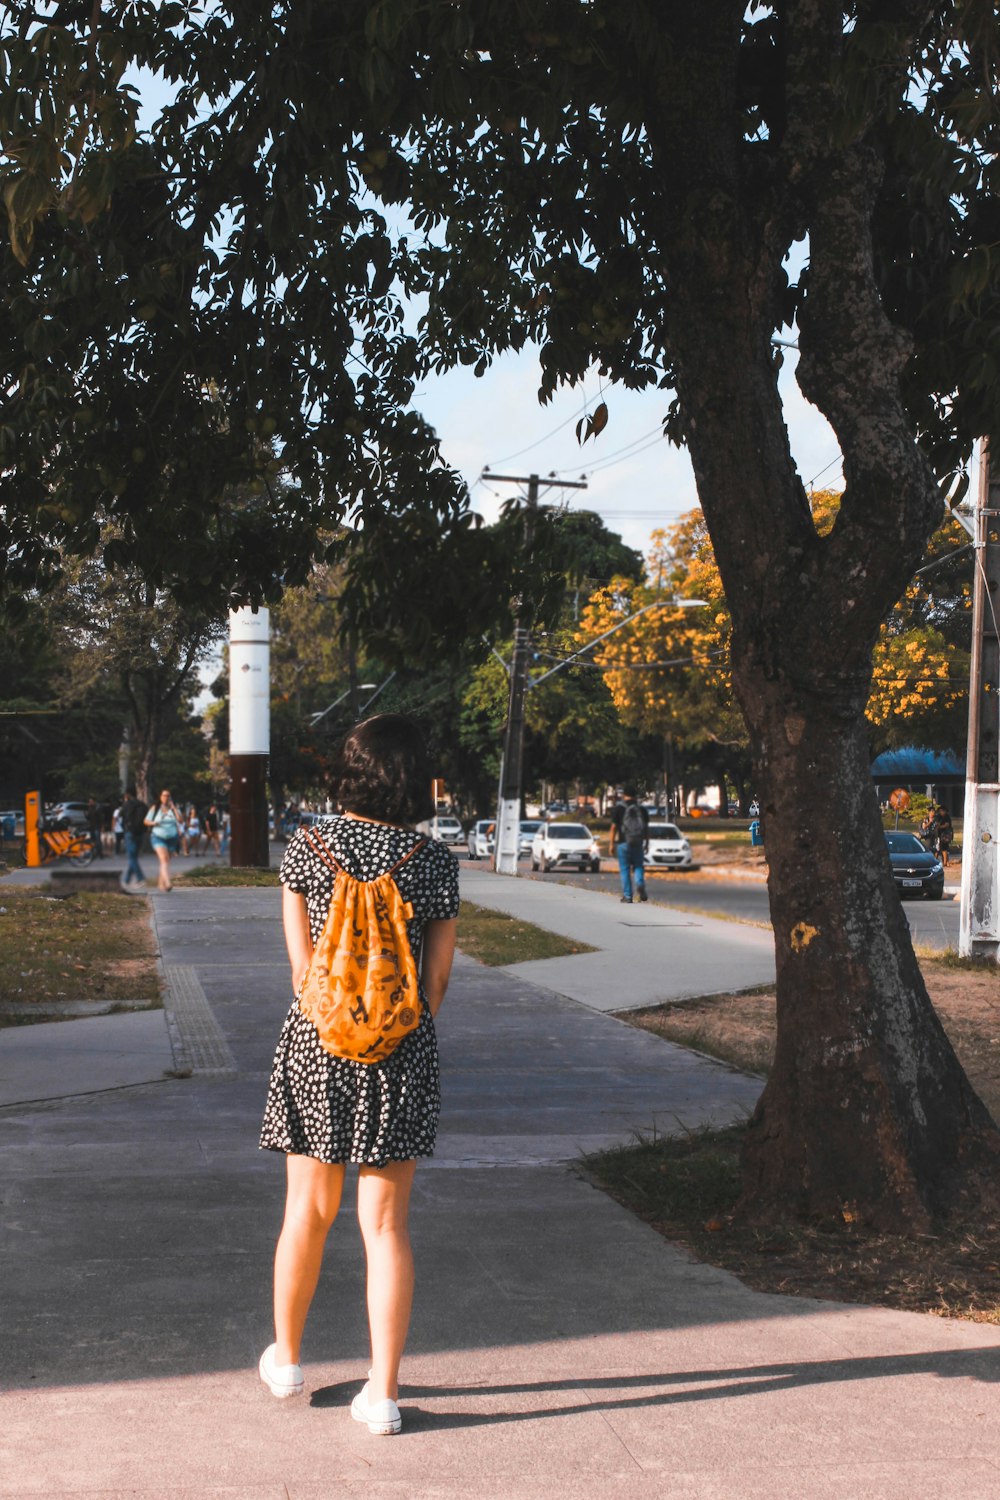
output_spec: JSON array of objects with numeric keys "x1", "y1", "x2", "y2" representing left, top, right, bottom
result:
[
  {"x1": 461, "y1": 866, "x2": 776, "y2": 1009},
  {"x1": 2, "y1": 884, "x2": 999, "y2": 1498}
]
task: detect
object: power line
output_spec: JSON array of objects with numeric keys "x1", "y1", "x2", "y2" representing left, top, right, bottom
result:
[
  {"x1": 483, "y1": 392, "x2": 595, "y2": 467},
  {"x1": 806, "y1": 453, "x2": 843, "y2": 489},
  {"x1": 548, "y1": 424, "x2": 663, "y2": 479}
]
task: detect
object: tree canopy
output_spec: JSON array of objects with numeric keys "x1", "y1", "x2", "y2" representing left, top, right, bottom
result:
[{"x1": 3, "y1": 0, "x2": 1000, "y2": 1228}]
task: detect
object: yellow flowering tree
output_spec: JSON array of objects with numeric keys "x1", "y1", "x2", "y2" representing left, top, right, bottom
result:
[{"x1": 582, "y1": 495, "x2": 970, "y2": 777}]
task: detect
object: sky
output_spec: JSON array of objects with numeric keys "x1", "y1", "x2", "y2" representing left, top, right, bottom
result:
[{"x1": 412, "y1": 343, "x2": 846, "y2": 564}]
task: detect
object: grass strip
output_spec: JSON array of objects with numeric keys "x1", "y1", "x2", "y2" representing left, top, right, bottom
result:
[
  {"x1": 458, "y1": 900, "x2": 597, "y2": 966},
  {"x1": 176, "y1": 864, "x2": 280, "y2": 886},
  {"x1": 582, "y1": 1124, "x2": 1000, "y2": 1324},
  {"x1": 0, "y1": 888, "x2": 160, "y2": 1019}
]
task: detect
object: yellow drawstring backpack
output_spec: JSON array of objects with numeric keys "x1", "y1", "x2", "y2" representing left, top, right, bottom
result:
[{"x1": 296, "y1": 831, "x2": 428, "y2": 1063}]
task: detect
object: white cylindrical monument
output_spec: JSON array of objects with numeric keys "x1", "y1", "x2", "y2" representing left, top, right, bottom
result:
[{"x1": 229, "y1": 606, "x2": 270, "y2": 867}]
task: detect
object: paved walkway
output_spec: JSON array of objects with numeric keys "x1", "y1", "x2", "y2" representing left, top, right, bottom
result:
[
  {"x1": 1, "y1": 876, "x2": 998, "y2": 1498},
  {"x1": 461, "y1": 867, "x2": 776, "y2": 1009}
]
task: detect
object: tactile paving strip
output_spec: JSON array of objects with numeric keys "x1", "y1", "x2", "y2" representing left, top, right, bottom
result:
[{"x1": 162, "y1": 964, "x2": 238, "y2": 1077}]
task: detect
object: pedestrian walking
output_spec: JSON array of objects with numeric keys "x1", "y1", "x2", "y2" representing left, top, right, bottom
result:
[
  {"x1": 258, "y1": 714, "x2": 459, "y2": 1434},
  {"x1": 144, "y1": 790, "x2": 183, "y2": 891},
  {"x1": 203, "y1": 803, "x2": 221, "y2": 857},
  {"x1": 185, "y1": 805, "x2": 202, "y2": 856},
  {"x1": 120, "y1": 789, "x2": 148, "y2": 890},
  {"x1": 934, "y1": 804, "x2": 954, "y2": 866},
  {"x1": 611, "y1": 787, "x2": 649, "y2": 903},
  {"x1": 112, "y1": 804, "x2": 124, "y2": 855}
]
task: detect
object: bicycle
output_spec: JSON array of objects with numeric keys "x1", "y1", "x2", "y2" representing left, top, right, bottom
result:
[{"x1": 21, "y1": 819, "x2": 97, "y2": 867}]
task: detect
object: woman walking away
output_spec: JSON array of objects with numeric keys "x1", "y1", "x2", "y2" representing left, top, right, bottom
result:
[
  {"x1": 258, "y1": 714, "x2": 459, "y2": 1434},
  {"x1": 145, "y1": 790, "x2": 182, "y2": 892},
  {"x1": 185, "y1": 805, "x2": 201, "y2": 857}
]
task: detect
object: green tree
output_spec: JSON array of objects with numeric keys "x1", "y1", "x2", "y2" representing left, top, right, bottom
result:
[
  {"x1": 43, "y1": 553, "x2": 223, "y2": 799},
  {"x1": 3, "y1": 2, "x2": 999, "y2": 1227}
]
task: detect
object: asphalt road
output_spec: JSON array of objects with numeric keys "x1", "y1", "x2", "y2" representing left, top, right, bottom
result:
[{"x1": 458, "y1": 849, "x2": 962, "y2": 953}]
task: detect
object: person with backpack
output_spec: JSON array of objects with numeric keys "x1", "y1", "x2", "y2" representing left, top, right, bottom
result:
[
  {"x1": 119, "y1": 788, "x2": 148, "y2": 890},
  {"x1": 258, "y1": 714, "x2": 459, "y2": 1435},
  {"x1": 612, "y1": 788, "x2": 649, "y2": 904}
]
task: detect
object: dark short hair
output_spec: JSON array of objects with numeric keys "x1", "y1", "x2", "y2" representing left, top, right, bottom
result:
[{"x1": 332, "y1": 714, "x2": 434, "y2": 826}]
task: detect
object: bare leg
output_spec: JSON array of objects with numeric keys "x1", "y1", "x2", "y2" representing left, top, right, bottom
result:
[
  {"x1": 273, "y1": 1154, "x2": 345, "y2": 1366},
  {"x1": 154, "y1": 844, "x2": 172, "y2": 892},
  {"x1": 357, "y1": 1161, "x2": 416, "y2": 1403}
]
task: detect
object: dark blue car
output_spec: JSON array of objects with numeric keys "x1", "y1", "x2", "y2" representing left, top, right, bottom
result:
[{"x1": 884, "y1": 831, "x2": 945, "y2": 900}]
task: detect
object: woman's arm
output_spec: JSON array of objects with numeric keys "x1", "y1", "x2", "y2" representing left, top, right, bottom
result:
[
  {"x1": 420, "y1": 917, "x2": 457, "y2": 1017},
  {"x1": 282, "y1": 886, "x2": 313, "y2": 995}
]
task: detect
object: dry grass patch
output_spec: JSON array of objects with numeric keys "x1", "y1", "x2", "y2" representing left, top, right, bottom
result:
[
  {"x1": 593, "y1": 955, "x2": 1000, "y2": 1322},
  {"x1": 0, "y1": 888, "x2": 160, "y2": 1018},
  {"x1": 616, "y1": 957, "x2": 1000, "y2": 1122},
  {"x1": 583, "y1": 1127, "x2": 1000, "y2": 1324}
]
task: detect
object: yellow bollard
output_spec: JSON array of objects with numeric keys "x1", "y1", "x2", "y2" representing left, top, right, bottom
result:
[{"x1": 24, "y1": 791, "x2": 41, "y2": 867}]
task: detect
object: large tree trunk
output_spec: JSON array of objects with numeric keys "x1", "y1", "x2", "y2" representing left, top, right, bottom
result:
[
  {"x1": 739, "y1": 671, "x2": 996, "y2": 1228},
  {"x1": 651, "y1": 5, "x2": 1000, "y2": 1228}
]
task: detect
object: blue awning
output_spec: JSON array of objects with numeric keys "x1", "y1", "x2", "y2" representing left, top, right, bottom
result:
[{"x1": 870, "y1": 747, "x2": 964, "y2": 779}]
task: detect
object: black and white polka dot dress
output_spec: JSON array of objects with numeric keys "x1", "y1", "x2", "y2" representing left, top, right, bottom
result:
[{"x1": 259, "y1": 815, "x2": 459, "y2": 1167}]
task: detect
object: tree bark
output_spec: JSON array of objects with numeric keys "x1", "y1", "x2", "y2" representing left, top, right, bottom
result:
[
  {"x1": 649, "y1": 6, "x2": 1000, "y2": 1228},
  {"x1": 742, "y1": 674, "x2": 996, "y2": 1227}
]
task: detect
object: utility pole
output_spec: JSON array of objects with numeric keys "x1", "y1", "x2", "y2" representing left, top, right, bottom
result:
[
  {"x1": 486, "y1": 470, "x2": 588, "y2": 875},
  {"x1": 960, "y1": 440, "x2": 1000, "y2": 958}
]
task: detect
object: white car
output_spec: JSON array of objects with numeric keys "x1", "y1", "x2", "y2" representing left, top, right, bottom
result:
[
  {"x1": 518, "y1": 819, "x2": 544, "y2": 856},
  {"x1": 423, "y1": 814, "x2": 464, "y2": 846},
  {"x1": 48, "y1": 800, "x2": 91, "y2": 829},
  {"x1": 467, "y1": 819, "x2": 495, "y2": 859},
  {"x1": 645, "y1": 822, "x2": 693, "y2": 868},
  {"x1": 530, "y1": 822, "x2": 601, "y2": 873}
]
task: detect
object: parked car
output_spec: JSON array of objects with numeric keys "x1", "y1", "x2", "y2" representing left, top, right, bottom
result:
[
  {"x1": 518, "y1": 819, "x2": 544, "y2": 856},
  {"x1": 884, "y1": 831, "x2": 944, "y2": 900},
  {"x1": 543, "y1": 800, "x2": 569, "y2": 815},
  {"x1": 645, "y1": 823, "x2": 693, "y2": 868},
  {"x1": 530, "y1": 822, "x2": 601, "y2": 873},
  {"x1": 47, "y1": 801, "x2": 91, "y2": 830},
  {"x1": 467, "y1": 819, "x2": 496, "y2": 860},
  {"x1": 421, "y1": 814, "x2": 464, "y2": 846},
  {"x1": 297, "y1": 810, "x2": 329, "y2": 829}
]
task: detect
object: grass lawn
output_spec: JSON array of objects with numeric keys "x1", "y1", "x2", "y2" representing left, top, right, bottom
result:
[
  {"x1": 175, "y1": 864, "x2": 280, "y2": 886},
  {"x1": 583, "y1": 954, "x2": 1000, "y2": 1324},
  {"x1": 457, "y1": 901, "x2": 597, "y2": 966},
  {"x1": 0, "y1": 888, "x2": 160, "y2": 1018}
]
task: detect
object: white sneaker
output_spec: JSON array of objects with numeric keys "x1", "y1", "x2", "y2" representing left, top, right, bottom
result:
[
  {"x1": 351, "y1": 1381, "x2": 401, "y2": 1434},
  {"x1": 258, "y1": 1343, "x2": 304, "y2": 1398}
]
